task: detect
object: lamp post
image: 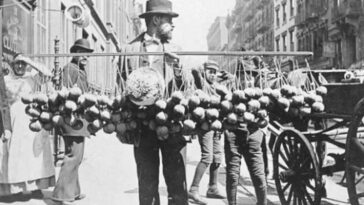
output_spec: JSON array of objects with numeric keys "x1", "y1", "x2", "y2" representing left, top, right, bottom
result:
[{"x1": 53, "y1": 36, "x2": 63, "y2": 166}]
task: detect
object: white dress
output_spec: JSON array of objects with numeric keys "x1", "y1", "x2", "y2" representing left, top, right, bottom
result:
[{"x1": 0, "y1": 74, "x2": 55, "y2": 196}]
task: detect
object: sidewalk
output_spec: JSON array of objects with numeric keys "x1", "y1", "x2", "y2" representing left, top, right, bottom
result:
[
  {"x1": 2, "y1": 132, "x2": 275, "y2": 205},
  {"x1": 1, "y1": 131, "x2": 349, "y2": 205}
]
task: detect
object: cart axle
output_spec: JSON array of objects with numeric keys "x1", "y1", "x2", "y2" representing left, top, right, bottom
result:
[{"x1": 279, "y1": 170, "x2": 296, "y2": 183}]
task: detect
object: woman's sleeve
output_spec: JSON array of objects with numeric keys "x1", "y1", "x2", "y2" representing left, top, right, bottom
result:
[
  {"x1": 0, "y1": 107, "x2": 12, "y2": 132},
  {"x1": 0, "y1": 68, "x2": 11, "y2": 132}
]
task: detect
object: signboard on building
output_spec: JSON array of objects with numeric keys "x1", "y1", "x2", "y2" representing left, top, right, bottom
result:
[
  {"x1": 323, "y1": 41, "x2": 336, "y2": 58},
  {"x1": 2, "y1": 0, "x2": 32, "y2": 70}
]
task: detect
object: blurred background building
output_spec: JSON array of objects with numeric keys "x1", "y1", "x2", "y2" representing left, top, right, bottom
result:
[
  {"x1": 208, "y1": 0, "x2": 274, "y2": 72},
  {"x1": 274, "y1": 0, "x2": 298, "y2": 72},
  {"x1": 208, "y1": 0, "x2": 364, "y2": 72},
  {"x1": 1, "y1": 0, "x2": 143, "y2": 94},
  {"x1": 206, "y1": 16, "x2": 228, "y2": 65}
]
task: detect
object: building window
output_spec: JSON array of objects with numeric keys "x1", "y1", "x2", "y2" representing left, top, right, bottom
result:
[
  {"x1": 290, "y1": 30, "x2": 294, "y2": 51},
  {"x1": 276, "y1": 7, "x2": 280, "y2": 28},
  {"x1": 282, "y1": 34, "x2": 287, "y2": 51},
  {"x1": 297, "y1": 3, "x2": 302, "y2": 22},
  {"x1": 298, "y1": 38, "x2": 301, "y2": 51},
  {"x1": 35, "y1": 0, "x2": 48, "y2": 62},
  {"x1": 282, "y1": 2, "x2": 287, "y2": 24},
  {"x1": 276, "y1": 38, "x2": 280, "y2": 52},
  {"x1": 290, "y1": 0, "x2": 294, "y2": 17},
  {"x1": 82, "y1": 29, "x2": 89, "y2": 39}
]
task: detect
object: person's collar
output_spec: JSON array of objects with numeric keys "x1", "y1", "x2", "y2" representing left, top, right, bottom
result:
[
  {"x1": 70, "y1": 59, "x2": 86, "y2": 71},
  {"x1": 144, "y1": 33, "x2": 161, "y2": 45}
]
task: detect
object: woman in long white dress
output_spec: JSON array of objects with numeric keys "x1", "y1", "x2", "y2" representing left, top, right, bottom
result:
[{"x1": 0, "y1": 56, "x2": 55, "y2": 201}]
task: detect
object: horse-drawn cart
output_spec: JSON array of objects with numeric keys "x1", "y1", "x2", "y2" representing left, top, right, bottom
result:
[{"x1": 269, "y1": 69, "x2": 364, "y2": 205}]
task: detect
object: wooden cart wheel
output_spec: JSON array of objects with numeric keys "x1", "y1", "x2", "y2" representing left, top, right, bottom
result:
[
  {"x1": 346, "y1": 99, "x2": 364, "y2": 205},
  {"x1": 273, "y1": 128, "x2": 322, "y2": 205}
]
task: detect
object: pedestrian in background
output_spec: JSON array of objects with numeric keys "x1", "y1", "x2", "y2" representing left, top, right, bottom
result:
[
  {"x1": 0, "y1": 54, "x2": 54, "y2": 202},
  {"x1": 188, "y1": 60, "x2": 226, "y2": 205},
  {"x1": 120, "y1": 0, "x2": 189, "y2": 204},
  {"x1": 51, "y1": 38, "x2": 93, "y2": 204}
]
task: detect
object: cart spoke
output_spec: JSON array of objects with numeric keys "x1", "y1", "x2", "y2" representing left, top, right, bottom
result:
[
  {"x1": 353, "y1": 192, "x2": 364, "y2": 199},
  {"x1": 301, "y1": 195, "x2": 308, "y2": 205},
  {"x1": 279, "y1": 162, "x2": 289, "y2": 170},
  {"x1": 297, "y1": 181, "x2": 310, "y2": 205},
  {"x1": 282, "y1": 141, "x2": 292, "y2": 162},
  {"x1": 279, "y1": 151, "x2": 290, "y2": 168},
  {"x1": 293, "y1": 194, "x2": 297, "y2": 205},
  {"x1": 350, "y1": 164, "x2": 364, "y2": 174},
  {"x1": 303, "y1": 188, "x2": 314, "y2": 204},
  {"x1": 355, "y1": 176, "x2": 364, "y2": 185},
  {"x1": 285, "y1": 136, "x2": 294, "y2": 154},
  {"x1": 303, "y1": 180, "x2": 315, "y2": 193},
  {"x1": 287, "y1": 185, "x2": 294, "y2": 204},
  {"x1": 293, "y1": 139, "x2": 299, "y2": 155},
  {"x1": 293, "y1": 144, "x2": 304, "y2": 167},
  {"x1": 283, "y1": 182, "x2": 292, "y2": 192},
  {"x1": 298, "y1": 156, "x2": 310, "y2": 169}
]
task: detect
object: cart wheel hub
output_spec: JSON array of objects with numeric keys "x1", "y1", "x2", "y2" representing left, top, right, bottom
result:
[{"x1": 279, "y1": 170, "x2": 296, "y2": 183}]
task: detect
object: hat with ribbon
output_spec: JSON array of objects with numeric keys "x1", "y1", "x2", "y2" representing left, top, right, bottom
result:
[
  {"x1": 70, "y1": 38, "x2": 94, "y2": 53},
  {"x1": 139, "y1": 0, "x2": 179, "y2": 18}
]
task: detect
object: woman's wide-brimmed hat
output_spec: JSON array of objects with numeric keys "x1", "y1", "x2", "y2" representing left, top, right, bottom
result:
[
  {"x1": 70, "y1": 38, "x2": 94, "y2": 53},
  {"x1": 139, "y1": 0, "x2": 178, "y2": 18}
]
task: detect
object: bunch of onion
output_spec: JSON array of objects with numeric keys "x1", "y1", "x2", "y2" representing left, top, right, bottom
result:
[
  {"x1": 22, "y1": 92, "x2": 51, "y2": 132},
  {"x1": 152, "y1": 91, "x2": 187, "y2": 140},
  {"x1": 263, "y1": 85, "x2": 326, "y2": 121},
  {"x1": 23, "y1": 86, "x2": 91, "y2": 132},
  {"x1": 98, "y1": 95, "x2": 144, "y2": 141},
  {"x1": 83, "y1": 94, "x2": 128, "y2": 135},
  {"x1": 219, "y1": 87, "x2": 269, "y2": 130}
]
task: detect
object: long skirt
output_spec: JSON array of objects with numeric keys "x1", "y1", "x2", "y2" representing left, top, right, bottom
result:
[{"x1": 0, "y1": 101, "x2": 55, "y2": 196}]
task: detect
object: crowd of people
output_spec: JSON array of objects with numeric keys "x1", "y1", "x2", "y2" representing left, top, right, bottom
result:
[{"x1": 0, "y1": 0, "x2": 271, "y2": 205}]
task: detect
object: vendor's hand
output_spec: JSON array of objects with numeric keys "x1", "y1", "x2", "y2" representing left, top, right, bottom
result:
[
  {"x1": 14, "y1": 54, "x2": 53, "y2": 77},
  {"x1": 165, "y1": 52, "x2": 181, "y2": 67},
  {"x1": 13, "y1": 54, "x2": 26, "y2": 62},
  {"x1": 165, "y1": 52, "x2": 179, "y2": 61},
  {"x1": 1, "y1": 129, "x2": 11, "y2": 142}
]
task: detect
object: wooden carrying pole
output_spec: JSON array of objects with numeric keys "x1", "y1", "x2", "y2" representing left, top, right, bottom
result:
[{"x1": 24, "y1": 51, "x2": 314, "y2": 58}]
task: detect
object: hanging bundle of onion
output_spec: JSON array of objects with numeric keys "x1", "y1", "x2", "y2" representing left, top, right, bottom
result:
[{"x1": 263, "y1": 84, "x2": 326, "y2": 121}]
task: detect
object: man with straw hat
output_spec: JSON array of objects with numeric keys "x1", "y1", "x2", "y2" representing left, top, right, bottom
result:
[{"x1": 119, "y1": 0, "x2": 188, "y2": 204}]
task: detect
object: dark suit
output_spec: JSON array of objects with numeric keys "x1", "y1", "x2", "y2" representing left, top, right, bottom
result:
[
  {"x1": 52, "y1": 62, "x2": 89, "y2": 202},
  {"x1": 121, "y1": 32, "x2": 188, "y2": 205}
]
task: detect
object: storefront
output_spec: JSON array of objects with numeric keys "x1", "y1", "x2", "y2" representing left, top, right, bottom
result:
[{"x1": 1, "y1": 0, "x2": 33, "y2": 72}]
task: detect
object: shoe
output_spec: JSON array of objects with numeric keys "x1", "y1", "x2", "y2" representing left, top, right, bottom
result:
[
  {"x1": 31, "y1": 190, "x2": 44, "y2": 199},
  {"x1": 321, "y1": 185, "x2": 327, "y2": 198},
  {"x1": 0, "y1": 195, "x2": 13, "y2": 203},
  {"x1": 188, "y1": 191, "x2": 207, "y2": 205},
  {"x1": 61, "y1": 201, "x2": 76, "y2": 205},
  {"x1": 206, "y1": 188, "x2": 226, "y2": 199},
  {"x1": 75, "y1": 194, "x2": 85, "y2": 200},
  {"x1": 9, "y1": 192, "x2": 31, "y2": 202}
]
